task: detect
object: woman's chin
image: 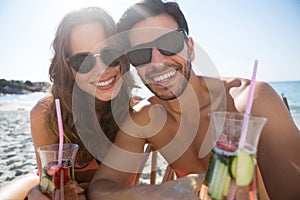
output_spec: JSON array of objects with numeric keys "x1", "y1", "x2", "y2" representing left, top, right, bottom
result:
[{"x1": 95, "y1": 92, "x2": 117, "y2": 102}]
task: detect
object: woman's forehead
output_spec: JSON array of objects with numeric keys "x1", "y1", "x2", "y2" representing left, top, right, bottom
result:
[{"x1": 70, "y1": 22, "x2": 107, "y2": 54}]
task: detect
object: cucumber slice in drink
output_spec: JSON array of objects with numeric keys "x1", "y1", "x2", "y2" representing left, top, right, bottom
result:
[
  {"x1": 47, "y1": 180, "x2": 56, "y2": 192},
  {"x1": 252, "y1": 155, "x2": 257, "y2": 165},
  {"x1": 40, "y1": 176, "x2": 50, "y2": 191},
  {"x1": 41, "y1": 175, "x2": 56, "y2": 192},
  {"x1": 222, "y1": 172, "x2": 231, "y2": 197},
  {"x1": 208, "y1": 158, "x2": 221, "y2": 195},
  {"x1": 209, "y1": 156, "x2": 230, "y2": 200},
  {"x1": 229, "y1": 156, "x2": 237, "y2": 179},
  {"x1": 235, "y1": 149, "x2": 254, "y2": 187}
]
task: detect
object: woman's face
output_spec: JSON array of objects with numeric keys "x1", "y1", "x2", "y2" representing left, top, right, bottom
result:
[{"x1": 69, "y1": 22, "x2": 123, "y2": 101}]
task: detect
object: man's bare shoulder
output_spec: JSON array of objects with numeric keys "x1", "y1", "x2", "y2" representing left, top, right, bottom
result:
[
  {"x1": 220, "y1": 77, "x2": 281, "y2": 111},
  {"x1": 122, "y1": 96, "x2": 167, "y2": 138},
  {"x1": 226, "y1": 78, "x2": 274, "y2": 97},
  {"x1": 222, "y1": 77, "x2": 270, "y2": 96},
  {"x1": 131, "y1": 97, "x2": 166, "y2": 123}
]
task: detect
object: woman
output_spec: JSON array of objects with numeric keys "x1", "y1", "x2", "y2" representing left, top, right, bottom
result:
[
  {"x1": 1, "y1": 7, "x2": 135, "y2": 200},
  {"x1": 31, "y1": 6, "x2": 134, "y2": 184}
]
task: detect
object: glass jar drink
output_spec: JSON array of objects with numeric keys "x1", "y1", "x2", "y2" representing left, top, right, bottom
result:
[
  {"x1": 199, "y1": 112, "x2": 267, "y2": 200},
  {"x1": 37, "y1": 143, "x2": 78, "y2": 199}
]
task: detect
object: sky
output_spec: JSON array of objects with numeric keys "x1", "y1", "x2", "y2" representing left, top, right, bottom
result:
[{"x1": 0, "y1": 0, "x2": 299, "y2": 83}]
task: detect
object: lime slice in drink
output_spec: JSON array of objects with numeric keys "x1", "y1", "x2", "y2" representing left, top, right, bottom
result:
[
  {"x1": 47, "y1": 180, "x2": 56, "y2": 192},
  {"x1": 235, "y1": 149, "x2": 255, "y2": 187},
  {"x1": 229, "y1": 156, "x2": 237, "y2": 179},
  {"x1": 40, "y1": 176, "x2": 50, "y2": 192},
  {"x1": 41, "y1": 175, "x2": 56, "y2": 192}
]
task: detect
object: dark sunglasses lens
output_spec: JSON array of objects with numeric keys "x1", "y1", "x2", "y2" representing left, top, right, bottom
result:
[
  {"x1": 67, "y1": 53, "x2": 95, "y2": 74},
  {"x1": 80, "y1": 55, "x2": 96, "y2": 73},
  {"x1": 128, "y1": 48, "x2": 152, "y2": 67},
  {"x1": 100, "y1": 48, "x2": 121, "y2": 67},
  {"x1": 158, "y1": 31, "x2": 184, "y2": 56},
  {"x1": 128, "y1": 30, "x2": 185, "y2": 67}
]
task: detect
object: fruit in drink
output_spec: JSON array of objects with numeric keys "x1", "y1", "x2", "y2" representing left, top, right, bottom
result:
[
  {"x1": 203, "y1": 141, "x2": 256, "y2": 200},
  {"x1": 234, "y1": 149, "x2": 255, "y2": 187},
  {"x1": 40, "y1": 159, "x2": 74, "y2": 196}
]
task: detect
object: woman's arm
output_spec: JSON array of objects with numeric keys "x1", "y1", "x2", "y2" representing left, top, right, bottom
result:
[{"x1": 30, "y1": 96, "x2": 57, "y2": 176}]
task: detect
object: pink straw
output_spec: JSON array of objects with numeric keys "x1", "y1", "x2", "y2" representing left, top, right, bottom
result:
[
  {"x1": 227, "y1": 60, "x2": 258, "y2": 200},
  {"x1": 55, "y1": 99, "x2": 64, "y2": 166},
  {"x1": 238, "y1": 60, "x2": 258, "y2": 149}
]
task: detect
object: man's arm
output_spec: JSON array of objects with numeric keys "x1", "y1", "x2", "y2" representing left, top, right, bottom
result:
[
  {"x1": 87, "y1": 106, "x2": 155, "y2": 199},
  {"x1": 87, "y1": 107, "x2": 203, "y2": 200},
  {"x1": 87, "y1": 126, "x2": 147, "y2": 200}
]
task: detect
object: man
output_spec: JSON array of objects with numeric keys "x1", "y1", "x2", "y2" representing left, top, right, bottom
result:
[{"x1": 88, "y1": 1, "x2": 300, "y2": 199}]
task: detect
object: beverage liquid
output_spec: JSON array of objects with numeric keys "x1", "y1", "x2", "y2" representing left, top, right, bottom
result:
[
  {"x1": 40, "y1": 159, "x2": 74, "y2": 198},
  {"x1": 199, "y1": 141, "x2": 257, "y2": 200}
]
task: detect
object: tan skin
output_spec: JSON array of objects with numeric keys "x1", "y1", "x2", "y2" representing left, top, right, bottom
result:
[
  {"x1": 26, "y1": 22, "x2": 123, "y2": 200},
  {"x1": 31, "y1": 22, "x2": 122, "y2": 183},
  {"x1": 88, "y1": 14, "x2": 300, "y2": 200}
]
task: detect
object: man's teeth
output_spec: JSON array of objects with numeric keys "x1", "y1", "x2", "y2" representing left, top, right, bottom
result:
[
  {"x1": 97, "y1": 77, "x2": 114, "y2": 87},
  {"x1": 153, "y1": 71, "x2": 176, "y2": 82}
]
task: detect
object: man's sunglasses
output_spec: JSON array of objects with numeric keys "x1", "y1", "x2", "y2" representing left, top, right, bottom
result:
[
  {"x1": 66, "y1": 47, "x2": 121, "y2": 74},
  {"x1": 127, "y1": 29, "x2": 188, "y2": 67}
]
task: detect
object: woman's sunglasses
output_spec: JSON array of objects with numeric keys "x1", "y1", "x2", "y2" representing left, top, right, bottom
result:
[
  {"x1": 127, "y1": 29, "x2": 188, "y2": 67},
  {"x1": 66, "y1": 47, "x2": 121, "y2": 74}
]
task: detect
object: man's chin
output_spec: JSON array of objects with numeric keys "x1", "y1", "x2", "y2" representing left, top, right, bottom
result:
[{"x1": 150, "y1": 90, "x2": 179, "y2": 101}]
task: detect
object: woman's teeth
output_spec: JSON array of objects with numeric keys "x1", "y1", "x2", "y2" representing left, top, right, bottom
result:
[
  {"x1": 96, "y1": 77, "x2": 114, "y2": 87},
  {"x1": 153, "y1": 71, "x2": 176, "y2": 82}
]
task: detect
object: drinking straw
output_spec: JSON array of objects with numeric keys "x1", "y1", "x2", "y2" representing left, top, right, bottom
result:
[
  {"x1": 227, "y1": 60, "x2": 258, "y2": 200},
  {"x1": 238, "y1": 60, "x2": 258, "y2": 148},
  {"x1": 55, "y1": 99, "x2": 64, "y2": 166}
]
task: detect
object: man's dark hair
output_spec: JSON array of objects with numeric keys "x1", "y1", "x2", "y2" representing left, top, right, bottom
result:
[{"x1": 117, "y1": 0, "x2": 189, "y2": 34}]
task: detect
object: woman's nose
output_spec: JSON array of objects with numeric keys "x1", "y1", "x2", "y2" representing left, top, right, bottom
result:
[{"x1": 93, "y1": 56, "x2": 108, "y2": 74}]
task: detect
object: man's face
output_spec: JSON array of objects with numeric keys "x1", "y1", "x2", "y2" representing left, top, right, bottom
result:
[{"x1": 128, "y1": 14, "x2": 195, "y2": 100}]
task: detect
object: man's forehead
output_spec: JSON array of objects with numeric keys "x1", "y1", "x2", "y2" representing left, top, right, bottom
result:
[
  {"x1": 128, "y1": 14, "x2": 179, "y2": 46},
  {"x1": 128, "y1": 28, "x2": 175, "y2": 46}
]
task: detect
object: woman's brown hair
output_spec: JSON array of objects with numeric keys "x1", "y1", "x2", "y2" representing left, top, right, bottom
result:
[{"x1": 46, "y1": 7, "x2": 134, "y2": 165}]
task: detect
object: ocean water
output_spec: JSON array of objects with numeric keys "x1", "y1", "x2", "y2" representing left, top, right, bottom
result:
[
  {"x1": 0, "y1": 92, "x2": 46, "y2": 111},
  {"x1": 0, "y1": 81, "x2": 299, "y2": 127},
  {"x1": 269, "y1": 81, "x2": 300, "y2": 113},
  {"x1": 269, "y1": 81, "x2": 300, "y2": 128}
]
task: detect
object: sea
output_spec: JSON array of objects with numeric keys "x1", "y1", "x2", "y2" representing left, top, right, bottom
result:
[
  {"x1": 0, "y1": 81, "x2": 299, "y2": 128},
  {"x1": 269, "y1": 81, "x2": 300, "y2": 128}
]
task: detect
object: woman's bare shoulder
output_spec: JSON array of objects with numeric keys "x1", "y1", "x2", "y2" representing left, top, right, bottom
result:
[{"x1": 30, "y1": 95, "x2": 52, "y2": 117}]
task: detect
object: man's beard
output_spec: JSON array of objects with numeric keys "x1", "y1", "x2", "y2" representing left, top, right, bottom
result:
[{"x1": 143, "y1": 61, "x2": 192, "y2": 101}]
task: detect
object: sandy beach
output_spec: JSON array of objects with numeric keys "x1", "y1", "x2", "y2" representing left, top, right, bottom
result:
[
  {"x1": 0, "y1": 109, "x2": 168, "y2": 187},
  {"x1": 0, "y1": 110, "x2": 37, "y2": 186}
]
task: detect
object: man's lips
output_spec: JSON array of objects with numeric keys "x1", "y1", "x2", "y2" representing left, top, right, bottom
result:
[{"x1": 151, "y1": 70, "x2": 177, "y2": 83}]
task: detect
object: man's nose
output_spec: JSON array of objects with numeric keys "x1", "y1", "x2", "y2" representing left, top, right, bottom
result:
[{"x1": 151, "y1": 48, "x2": 167, "y2": 64}]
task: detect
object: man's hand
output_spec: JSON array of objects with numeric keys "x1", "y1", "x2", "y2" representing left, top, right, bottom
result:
[
  {"x1": 27, "y1": 181, "x2": 86, "y2": 200},
  {"x1": 27, "y1": 184, "x2": 50, "y2": 200},
  {"x1": 135, "y1": 174, "x2": 204, "y2": 200}
]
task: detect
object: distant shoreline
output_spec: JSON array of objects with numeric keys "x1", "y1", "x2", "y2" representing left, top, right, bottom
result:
[{"x1": 0, "y1": 79, "x2": 51, "y2": 95}]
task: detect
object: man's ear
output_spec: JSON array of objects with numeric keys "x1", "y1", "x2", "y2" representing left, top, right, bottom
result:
[{"x1": 188, "y1": 37, "x2": 195, "y2": 61}]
